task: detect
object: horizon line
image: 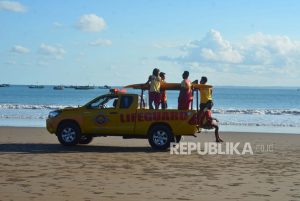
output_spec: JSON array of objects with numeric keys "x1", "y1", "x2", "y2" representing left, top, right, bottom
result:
[{"x1": 2, "y1": 83, "x2": 300, "y2": 88}]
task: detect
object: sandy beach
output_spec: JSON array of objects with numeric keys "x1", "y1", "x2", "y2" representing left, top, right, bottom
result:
[{"x1": 0, "y1": 127, "x2": 300, "y2": 201}]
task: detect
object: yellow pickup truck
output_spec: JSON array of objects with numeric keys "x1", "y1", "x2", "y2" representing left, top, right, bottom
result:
[{"x1": 46, "y1": 90, "x2": 199, "y2": 150}]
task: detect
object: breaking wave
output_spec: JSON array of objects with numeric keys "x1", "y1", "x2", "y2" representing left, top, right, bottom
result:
[
  {"x1": 0, "y1": 114, "x2": 46, "y2": 119},
  {"x1": 0, "y1": 104, "x2": 76, "y2": 110},
  {"x1": 219, "y1": 122, "x2": 300, "y2": 127},
  {"x1": 212, "y1": 109, "x2": 300, "y2": 116},
  {"x1": 1, "y1": 104, "x2": 300, "y2": 127}
]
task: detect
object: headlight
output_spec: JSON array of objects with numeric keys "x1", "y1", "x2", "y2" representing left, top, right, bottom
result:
[{"x1": 48, "y1": 110, "x2": 61, "y2": 118}]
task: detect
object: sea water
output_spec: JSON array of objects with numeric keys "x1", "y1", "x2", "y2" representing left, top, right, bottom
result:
[{"x1": 0, "y1": 85, "x2": 299, "y2": 134}]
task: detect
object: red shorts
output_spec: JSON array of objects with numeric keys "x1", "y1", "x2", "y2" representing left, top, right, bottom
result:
[{"x1": 149, "y1": 92, "x2": 161, "y2": 107}]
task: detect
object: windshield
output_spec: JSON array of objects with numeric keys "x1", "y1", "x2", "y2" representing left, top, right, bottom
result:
[{"x1": 88, "y1": 95, "x2": 118, "y2": 109}]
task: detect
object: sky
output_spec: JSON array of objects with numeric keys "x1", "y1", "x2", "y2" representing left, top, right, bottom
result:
[{"x1": 1, "y1": 0, "x2": 300, "y2": 86}]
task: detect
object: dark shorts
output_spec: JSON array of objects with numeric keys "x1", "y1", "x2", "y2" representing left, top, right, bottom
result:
[
  {"x1": 200, "y1": 100, "x2": 213, "y2": 111},
  {"x1": 149, "y1": 92, "x2": 161, "y2": 109}
]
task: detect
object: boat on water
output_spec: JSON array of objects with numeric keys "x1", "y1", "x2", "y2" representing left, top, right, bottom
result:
[
  {"x1": 74, "y1": 85, "x2": 95, "y2": 90},
  {"x1": 53, "y1": 85, "x2": 64, "y2": 90},
  {"x1": 65, "y1": 85, "x2": 76, "y2": 89},
  {"x1": 28, "y1": 85, "x2": 44, "y2": 89},
  {"x1": 0, "y1": 84, "x2": 10, "y2": 87},
  {"x1": 99, "y1": 85, "x2": 111, "y2": 89}
]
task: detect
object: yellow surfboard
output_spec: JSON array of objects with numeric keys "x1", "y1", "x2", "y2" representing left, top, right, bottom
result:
[
  {"x1": 124, "y1": 83, "x2": 212, "y2": 90},
  {"x1": 192, "y1": 84, "x2": 213, "y2": 90}
]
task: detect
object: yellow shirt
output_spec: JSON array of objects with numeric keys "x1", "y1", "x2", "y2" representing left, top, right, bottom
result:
[
  {"x1": 200, "y1": 87, "x2": 212, "y2": 103},
  {"x1": 149, "y1": 75, "x2": 161, "y2": 92}
]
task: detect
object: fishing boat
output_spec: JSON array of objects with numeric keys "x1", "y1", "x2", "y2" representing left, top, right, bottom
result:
[
  {"x1": 65, "y1": 85, "x2": 76, "y2": 89},
  {"x1": 74, "y1": 85, "x2": 95, "y2": 90},
  {"x1": 99, "y1": 85, "x2": 111, "y2": 89},
  {"x1": 28, "y1": 85, "x2": 44, "y2": 89},
  {"x1": 53, "y1": 85, "x2": 64, "y2": 90}
]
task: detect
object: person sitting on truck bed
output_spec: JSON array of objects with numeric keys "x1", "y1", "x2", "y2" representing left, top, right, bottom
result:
[
  {"x1": 178, "y1": 71, "x2": 193, "y2": 110},
  {"x1": 198, "y1": 104, "x2": 223, "y2": 143},
  {"x1": 159, "y1": 72, "x2": 167, "y2": 109},
  {"x1": 146, "y1": 68, "x2": 161, "y2": 109},
  {"x1": 199, "y1": 76, "x2": 213, "y2": 111}
]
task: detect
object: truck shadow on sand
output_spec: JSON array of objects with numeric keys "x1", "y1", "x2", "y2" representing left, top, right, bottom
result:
[{"x1": 0, "y1": 143, "x2": 161, "y2": 154}]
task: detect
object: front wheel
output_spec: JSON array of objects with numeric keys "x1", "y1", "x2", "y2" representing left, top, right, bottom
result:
[
  {"x1": 148, "y1": 125, "x2": 173, "y2": 150},
  {"x1": 57, "y1": 122, "x2": 81, "y2": 146}
]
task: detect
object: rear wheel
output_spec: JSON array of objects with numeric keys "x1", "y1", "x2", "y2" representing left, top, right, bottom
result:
[
  {"x1": 148, "y1": 125, "x2": 173, "y2": 150},
  {"x1": 79, "y1": 135, "x2": 93, "y2": 144},
  {"x1": 57, "y1": 122, "x2": 81, "y2": 146}
]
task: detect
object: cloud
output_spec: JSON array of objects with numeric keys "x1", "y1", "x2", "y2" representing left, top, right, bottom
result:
[
  {"x1": 159, "y1": 30, "x2": 300, "y2": 75},
  {"x1": 11, "y1": 45, "x2": 30, "y2": 54},
  {"x1": 76, "y1": 14, "x2": 106, "y2": 32},
  {"x1": 176, "y1": 29, "x2": 243, "y2": 64},
  {"x1": 89, "y1": 39, "x2": 112, "y2": 46},
  {"x1": 38, "y1": 43, "x2": 66, "y2": 59},
  {"x1": 242, "y1": 32, "x2": 300, "y2": 67},
  {"x1": 53, "y1": 22, "x2": 63, "y2": 28},
  {"x1": 0, "y1": 1, "x2": 26, "y2": 12}
]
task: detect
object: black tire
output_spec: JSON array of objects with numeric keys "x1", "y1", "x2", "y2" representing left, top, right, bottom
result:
[
  {"x1": 148, "y1": 125, "x2": 173, "y2": 150},
  {"x1": 175, "y1": 135, "x2": 182, "y2": 143},
  {"x1": 57, "y1": 122, "x2": 81, "y2": 146},
  {"x1": 79, "y1": 135, "x2": 93, "y2": 144}
]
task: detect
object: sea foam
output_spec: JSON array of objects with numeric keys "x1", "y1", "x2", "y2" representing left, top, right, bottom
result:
[{"x1": 0, "y1": 104, "x2": 76, "y2": 110}]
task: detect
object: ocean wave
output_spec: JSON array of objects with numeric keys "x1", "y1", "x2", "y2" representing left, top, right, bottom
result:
[
  {"x1": 220, "y1": 122, "x2": 300, "y2": 127},
  {"x1": 0, "y1": 114, "x2": 46, "y2": 119},
  {"x1": 0, "y1": 103, "x2": 76, "y2": 110},
  {"x1": 213, "y1": 109, "x2": 300, "y2": 116}
]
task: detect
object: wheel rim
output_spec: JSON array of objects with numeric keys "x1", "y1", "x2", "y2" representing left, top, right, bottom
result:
[
  {"x1": 61, "y1": 127, "x2": 76, "y2": 143},
  {"x1": 153, "y1": 130, "x2": 168, "y2": 146}
]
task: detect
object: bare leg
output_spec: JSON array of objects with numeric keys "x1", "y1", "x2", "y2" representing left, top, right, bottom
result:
[{"x1": 213, "y1": 125, "x2": 223, "y2": 143}]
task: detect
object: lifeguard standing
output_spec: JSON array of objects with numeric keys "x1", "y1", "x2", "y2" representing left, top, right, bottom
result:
[
  {"x1": 178, "y1": 71, "x2": 193, "y2": 110},
  {"x1": 146, "y1": 68, "x2": 161, "y2": 109},
  {"x1": 159, "y1": 72, "x2": 168, "y2": 109},
  {"x1": 199, "y1": 76, "x2": 213, "y2": 111}
]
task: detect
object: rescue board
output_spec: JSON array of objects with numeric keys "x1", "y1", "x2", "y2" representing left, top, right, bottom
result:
[
  {"x1": 124, "y1": 83, "x2": 212, "y2": 90},
  {"x1": 192, "y1": 84, "x2": 213, "y2": 90}
]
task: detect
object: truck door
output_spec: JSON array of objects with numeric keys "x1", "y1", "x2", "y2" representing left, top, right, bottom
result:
[
  {"x1": 118, "y1": 95, "x2": 136, "y2": 135},
  {"x1": 83, "y1": 95, "x2": 122, "y2": 135}
]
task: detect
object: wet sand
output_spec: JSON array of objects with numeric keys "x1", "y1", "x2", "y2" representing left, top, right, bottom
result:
[{"x1": 0, "y1": 127, "x2": 300, "y2": 201}]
